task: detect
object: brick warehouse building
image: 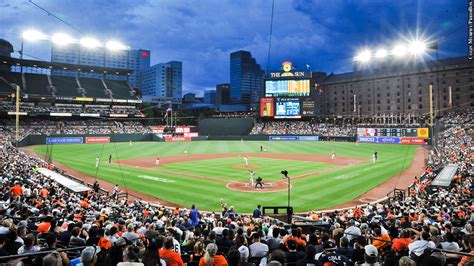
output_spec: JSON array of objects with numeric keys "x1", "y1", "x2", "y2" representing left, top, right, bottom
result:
[{"x1": 320, "y1": 57, "x2": 474, "y2": 117}]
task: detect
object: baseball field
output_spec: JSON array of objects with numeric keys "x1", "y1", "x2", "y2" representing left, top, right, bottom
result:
[{"x1": 32, "y1": 141, "x2": 419, "y2": 212}]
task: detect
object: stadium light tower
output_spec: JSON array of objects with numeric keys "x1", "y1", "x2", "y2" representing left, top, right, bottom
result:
[
  {"x1": 354, "y1": 50, "x2": 372, "y2": 62},
  {"x1": 392, "y1": 44, "x2": 407, "y2": 57},
  {"x1": 80, "y1": 37, "x2": 101, "y2": 49},
  {"x1": 51, "y1": 33, "x2": 74, "y2": 46},
  {"x1": 375, "y1": 48, "x2": 388, "y2": 58},
  {"x1": 105, "y1": 40, "x2": 128, "y2": 51}
]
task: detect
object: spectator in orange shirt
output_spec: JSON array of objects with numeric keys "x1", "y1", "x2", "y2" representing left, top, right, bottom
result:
[
  {"x1": 391, "y1": 230, "x2": 412, "y2": 253},
  {"x1": 160, "y1": 237, "x2": 184, "y2": 266},
  {"x1": 9, "y1": 182, "x2": 23, "y2": 197},
  {"x1": 37, "y1": 217, "x2": 52, "y2": 233},
  {"x1": 39, "y1": 187, "x2": 49, "y2": 199},
  {"x1": 199, "y1": 243, "x2": 228, "y2": 266},
  {"x1": 371, "y1": 227, "x2": 391, "y2": 250}
]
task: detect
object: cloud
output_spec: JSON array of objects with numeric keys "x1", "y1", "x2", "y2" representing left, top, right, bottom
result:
[{"x1": 0, "y1": 0, "x2": 468, "y2": 96}]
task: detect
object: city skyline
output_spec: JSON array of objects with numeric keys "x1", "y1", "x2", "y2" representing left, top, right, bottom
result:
[{"x1": 0, "y1": 0, "x2": 469, "y2": 96}]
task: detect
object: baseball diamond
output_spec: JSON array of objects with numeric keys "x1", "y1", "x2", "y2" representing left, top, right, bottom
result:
[{"x1": 31, "y1": 141, "x2": 421, "y2": 212}]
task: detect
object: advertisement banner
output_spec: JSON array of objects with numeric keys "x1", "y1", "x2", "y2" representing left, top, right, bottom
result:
[
  {"x1": 357, "y1": 136, "x2": 400, "y2": 144},
  {"x1": 85, "y1": 136, "x2": 110, "y2": 143},
  {"x1": 297, "y1": 136, "x2": 319, "y2": 141},
  {"x1": 417, "y1": 128, "x2": 429, "y2": 139},
  {"x1": 110, "y1": 114, "x2": 128, "y2": 118},
  {"x1": 260, "y1": 98, "x2": 274, "y2": 117},
  {"x1": 164, "y1": 136, "x2": 191, "y2": 142},
  {"x1": 269, "y1": 136, "x2": 298, "y2": 141},
  {"x1": 269, "y1": 136, "x2": 319, "y2": 141},
  {"x1": 400, "y1": 137, "x2": 427, "y2": 145},
  {"x1": 46, "y1": 137, "x2": 83, "y2": 145},
  {"x1": 357, "y1": 136, "x2": 377, "y2": 143},
  {"x1": 184, "y1": 132, "x2": 199, "y2": 137}
]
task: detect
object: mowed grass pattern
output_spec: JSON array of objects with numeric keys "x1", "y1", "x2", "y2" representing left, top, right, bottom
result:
[
  {"x1": 159, "y1": 157, "x2": 333, "y2": 182},
  {"x1": 33, "y1": 141, "x2": 417, "y2": 212}
]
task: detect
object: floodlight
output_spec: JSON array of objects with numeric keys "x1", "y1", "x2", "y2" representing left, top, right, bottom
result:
[
  {"x1": 392, "y1": 45, "x2": 407, "y2": 57},
  {"x1": 80, "y1": 37, "x2": 101, "y2": 48},
  {"x1": 106, "y1": 40, "x2": 127, "y2": 51},
  {"x1": 51, "y1": 33, "x2": 74, "y2": 46},
  {"x1": 375, "y1": 49, "x2": 388, "y2": 58},
  {"x1": 355, "y1": 50, "x2": 371, "y2": 62},
  {"x1": 22, "y1": 30, "x2": 46, "y2": 41},
  {"x1": 408, "y1": 40, "x2": 427, "y2": 55}
]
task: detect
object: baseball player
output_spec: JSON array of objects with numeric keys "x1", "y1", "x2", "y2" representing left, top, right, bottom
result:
[
  {"x1": 249, "y1": 171, "x2": 255, "y2": 187},
  {"x1": 184, "y1": 149, "x2": 188, "y2": 155},
  {"x1": 372, "y1": 153, "x2": 376, "y2": 164},
  {"x1": 156, "y1": 157, "x2": 160, "y2": 165},
  {"x1": 95, "y1": 156, "x2": 100, "y2": 168},
  {"x1": 243, "y1": 154, "x2": 249, "y2": 166},
  {"x1": 331, "y1": 150, "x2": 336, "y2": 160}
]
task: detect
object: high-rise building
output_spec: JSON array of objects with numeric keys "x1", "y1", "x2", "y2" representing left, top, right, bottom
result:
[
  {"x1": 230, "y1": 51, "x2": 264, "y2": 108},
  {"x1": 140, "y1": 61, "x2": 182, "y2": 106},
  {"x1": 50, "y1": 44, "x2": 150, "y2": 89},
  {"x1": 216, "y1": 83, "x2": 230, "y2": 106},
  {"x1": 204, "y1": 90, "x2": 217, "y2": 104}
]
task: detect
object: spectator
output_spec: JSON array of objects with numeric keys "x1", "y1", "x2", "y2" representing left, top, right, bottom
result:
[
  {"x1": 160, "y1": 237, "x2": 184, "y2": 266},
  {"x1": 199, "y1": 243, "x2": 227, "y2": 266},
  {"x1": 249, "y1": 233, "x2": 268, "y2": 258}
]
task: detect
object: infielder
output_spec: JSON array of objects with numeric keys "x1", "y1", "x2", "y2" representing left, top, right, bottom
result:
[
  {"x1": 249, "y1": 171, "x2": 255, "y2": 187},
  {"x1": 243, "y1": 154, "x2": 249, "y2": 166},
  {"x1": 372, "y1": 153, "x2": 376, "y2": 164},
  {"x1": 331, "y1": 150, "x2": 336, "y2": 160},
  {"x1": 156, "y1": 157, "x2": 160, "y2": 165}
]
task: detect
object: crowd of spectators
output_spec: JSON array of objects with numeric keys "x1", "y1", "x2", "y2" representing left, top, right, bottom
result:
[
  {"x1": 1, "y1": 120, "x2": 153, "y2": 138},
  {"x1": 0, "y1": 102, "x2": 143, "y2": 117},
  {"x1": 0, "y1": 111, "x2": 471, "y2": 265},
  {"x1": 250, "y1": 121, "x2": 355, "y2": 136}
]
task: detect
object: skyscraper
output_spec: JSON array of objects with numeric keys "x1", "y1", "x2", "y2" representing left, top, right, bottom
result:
[
  {"x1": 50, "y1": 44, "x2": 150, "y2": 89},
  {"x1": 230, "y1": 51, "x2": 264, "y2": 108},
  {"x1": 140, "y1": 61, "x2": 182, "y2": 106}
]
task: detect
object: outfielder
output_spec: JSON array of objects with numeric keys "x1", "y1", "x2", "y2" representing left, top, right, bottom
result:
[{"x1": 243, "y1": 154, "x2": 249, "y2": 166}]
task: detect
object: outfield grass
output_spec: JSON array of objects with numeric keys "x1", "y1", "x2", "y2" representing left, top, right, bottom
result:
[{"x1": 33, "y1": 141, "x2": 417, "y2": 212}]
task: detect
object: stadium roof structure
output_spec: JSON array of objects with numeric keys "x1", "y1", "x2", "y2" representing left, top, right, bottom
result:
[{"x1": 0, "y1": 55, "x2": 132, "y2": 76}]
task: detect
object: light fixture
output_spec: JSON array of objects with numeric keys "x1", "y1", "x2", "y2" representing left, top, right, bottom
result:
[
  {"x1": 375, "y1": 49, "x2": 388, "y2": 58},
  {"x1": 409, "y1": 40, "x2": 427, "y2": 55},
  {"x1": 355, "y1": 50, "x2": 372, "y2": 62},
  {"x1": 80, "y1": 37, "x2": 101, "y2": 48},
  {"x1": 22, "y1": 30, "x2": 46, "y2": 41},
  {"x1": 106, "y1": 40, "x2": 127, "y2": 51},
  {"x1": 51, "y1": 33, "x2": 74, "y2": 46},
  {"x1": 392, "y1": 44, "x2": 407, "y2": 57}
]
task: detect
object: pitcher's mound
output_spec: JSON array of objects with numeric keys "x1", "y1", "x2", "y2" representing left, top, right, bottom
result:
[{"x1": 232, "y1": 164, "x2": 261, "y2": 170}]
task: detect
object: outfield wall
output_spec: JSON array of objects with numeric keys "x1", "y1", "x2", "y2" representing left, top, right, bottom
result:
[
  {"x1": 18, "y1": 133, "x2": 162, "y2": 147},
  {"x1": 198, "y1": 117, "x2": 255, "y2": 136}
]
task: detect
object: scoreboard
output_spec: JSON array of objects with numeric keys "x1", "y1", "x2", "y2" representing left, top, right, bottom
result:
[{"x1": 357, "y1": 128, "x2": 429, "y2": 138}]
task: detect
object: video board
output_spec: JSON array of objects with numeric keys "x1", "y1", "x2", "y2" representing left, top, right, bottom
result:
[
  {"x1": 357, "y1": 128, "x2": 429, "y2": 138},
  {"x1": 265, "y1": 79, "x2": 310, "y2": 97},
  {"x1": 260, "y1": 98, "x2": 274, "y2": 117},
  {"x1": 275, "y1": 97, "x2": 301, "y2": 118}
]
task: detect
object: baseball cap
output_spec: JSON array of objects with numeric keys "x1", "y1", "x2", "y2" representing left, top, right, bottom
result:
[
  {"x1": 81, "y1": 246, "x2": 100, "y2": 263},
  {"x1": 322, "y1": 241, "x2": 336, "y2": 250},
  {"x1": 364, "y1": 245, "x2": 378, "y2": 257},
  {"x1": 238, "y1": 245, "x2": 249, "y2": 259}
]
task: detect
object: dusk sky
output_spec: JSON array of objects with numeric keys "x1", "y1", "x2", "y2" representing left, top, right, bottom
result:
[{"x1": 0, "y1": 0, "x2": 469, "y2": 96}]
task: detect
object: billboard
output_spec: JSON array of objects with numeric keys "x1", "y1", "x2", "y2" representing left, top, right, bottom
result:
[
  {"x1": 275, "y1": 98, "x2": 301, "y2": 118},
  {"x1": 269, "y1": 136, "x2": 319, "y2": 141},
  {"x1": 164, "y1": 136, "x2": 191, "y2": 142},
  {"x1": 357, "y1": 136, "x2": 426, "y2": 145},
  {"x1": 357, "y1": 128, "x2": 429, "y2": 138},
  {"x1": 301, "y1": 98, "x2": 315, "y2": 116},
  {"x1": 265, "y1": 79, "x2": 310, "y2": 97},
  {"x1": 260, "y1": 98, "x2": 274, "y2": 117},
  {"x1": 46, "y1": 137, "x2": 83, "y2": 145},
  {"x1": 85, "y1": 136, "x2": 110, "y2": 143}
]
